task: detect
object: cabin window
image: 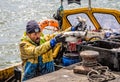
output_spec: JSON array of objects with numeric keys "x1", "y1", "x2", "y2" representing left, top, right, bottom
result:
[
  {"x1": 67, "y1": 13, "x2": 96, "y2": 30},
  {"x1": 93, "y1": 13, "x2": 120, "y2": 33}
]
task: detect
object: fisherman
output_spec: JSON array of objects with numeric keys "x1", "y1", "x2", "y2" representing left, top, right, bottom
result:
[{"x1": 19, "y1": 20, "x2": 65, "y2": 81}]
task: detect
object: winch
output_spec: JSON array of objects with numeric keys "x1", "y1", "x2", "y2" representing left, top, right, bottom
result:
[
  {"x1": 62, "y1": 31, "x2": 85, "y2": 66},
  {"x1": 62, "y1": 40, "x2": 82, "y2": 66}
]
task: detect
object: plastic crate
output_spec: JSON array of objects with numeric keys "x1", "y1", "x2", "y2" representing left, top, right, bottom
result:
[{"x1": 78, "y1": 40, "x2": 120, "y2": 71}]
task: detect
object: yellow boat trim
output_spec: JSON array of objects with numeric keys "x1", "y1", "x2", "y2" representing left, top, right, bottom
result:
[
  {"x1": 61, "y1": 7, "x2": 120, "y2": 30},
  {"x1": 0, "y1": 62, "x2": 22, "y2": 81}
]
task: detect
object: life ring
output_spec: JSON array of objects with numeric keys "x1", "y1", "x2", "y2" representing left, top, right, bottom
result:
[{"x1": 38, "y1": 19, "x2": 59, "y2": 31}]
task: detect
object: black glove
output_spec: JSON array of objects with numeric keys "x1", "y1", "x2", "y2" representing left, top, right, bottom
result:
[
  {"x1": 72, "y1": 22, "x2": 87, "y2": 31},
  {"x1": 75, "y1": 22, "x2": 82, "y2": 30},
  {"x1": 55, "y1": 34, "x2": 65, "y2": 43},
  {"x1": 71, "y1": 22, "x2": 82, "y2": 31}
]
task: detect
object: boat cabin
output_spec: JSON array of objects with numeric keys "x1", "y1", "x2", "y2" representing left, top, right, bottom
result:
[{"x1": 61, "y1": 7, "x2": 120, "y2": 32}]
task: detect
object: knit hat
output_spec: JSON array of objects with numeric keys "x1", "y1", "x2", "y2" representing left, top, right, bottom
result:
[{"x1": 26, "y1": 20, "x2": 40, "y2": 33}]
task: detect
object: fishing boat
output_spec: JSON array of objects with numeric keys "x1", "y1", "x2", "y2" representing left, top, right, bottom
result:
[{"x1": 0, "y1": 0, "x2": 120, "y2": 82}]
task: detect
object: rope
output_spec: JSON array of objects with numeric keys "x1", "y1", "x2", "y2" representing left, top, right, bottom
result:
[
  {"x1": 79, "y1": 60, "x2": 115, "y2": 82},
  {"x1": 87, "y1": 66, "x2": 115, "y2": 82},
  {"x1": 44, "y1": 27, "x2": 58, "y2": 31},
  {"x1": 80, "y1": 61, "x2": 102, "y2": 67}
]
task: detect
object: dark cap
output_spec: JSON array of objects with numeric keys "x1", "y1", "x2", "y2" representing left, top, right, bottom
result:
[{"x1": 26, "y1": 20, "x2": 40, "y2": 33}]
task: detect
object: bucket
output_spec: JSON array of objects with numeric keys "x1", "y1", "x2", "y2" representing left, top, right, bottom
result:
[{"x1": 62, "y1": 53, "x2": 80, "y2": 66}]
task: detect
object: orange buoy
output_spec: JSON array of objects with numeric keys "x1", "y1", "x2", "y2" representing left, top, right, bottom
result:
[{"x1": 38, "y1": 19, "x2": 59, "y2": 31}]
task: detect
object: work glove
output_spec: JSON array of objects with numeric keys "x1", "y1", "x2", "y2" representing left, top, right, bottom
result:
[
  {"x1": 50, "y1": 34, "x2": 65, "y2": 48},
  {"x1": 55, "y1": 34, "x2": 66, "y2": 43},
  {"x1": 50, "y1": 38, "x2": 57, "y2": 48}
]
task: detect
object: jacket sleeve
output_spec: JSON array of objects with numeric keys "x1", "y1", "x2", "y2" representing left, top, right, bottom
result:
[
  {"x1": 19, "y1": 41, "x2": 51, "y2": 58},
  {"x1": 44, "y1": 34, "x2": 56, "y2": 41},
  {"x1": 35, "y1": 41, "x2": 51, "y2": 55},
  {"x1": 52, "y1": 43, "x2": 61, "y2": 58}
]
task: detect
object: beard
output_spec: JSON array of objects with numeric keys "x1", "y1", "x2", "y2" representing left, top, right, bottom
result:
[{"x1": 35, "y1": 38, "x2": 40, "y2": 45}]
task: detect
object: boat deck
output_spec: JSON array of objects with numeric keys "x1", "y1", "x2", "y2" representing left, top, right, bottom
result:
[
  {"x1": 26, "y1": 68, "x2": 88, "y2": 82},
  {"x1": 26, "y1": 64, "x2": 120, "y2": 82}
]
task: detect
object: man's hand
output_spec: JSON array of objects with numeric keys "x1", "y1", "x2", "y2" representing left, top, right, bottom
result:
[{"x1": 55, "y1": 34, "x2": 65, "y2": 43}]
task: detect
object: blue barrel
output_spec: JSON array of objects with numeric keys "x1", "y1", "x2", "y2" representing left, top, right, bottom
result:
[{"x1": 62, "y1": 53, "x2": 80, "y2": 66}]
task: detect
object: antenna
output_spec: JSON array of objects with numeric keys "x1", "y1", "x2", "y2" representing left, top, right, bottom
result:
[
  {"x1": 88, "y1": 0, "x2": 91, "y2": 10},
  {"x1": 61, "y1": 0, "x2": 63, "y2": 6}
]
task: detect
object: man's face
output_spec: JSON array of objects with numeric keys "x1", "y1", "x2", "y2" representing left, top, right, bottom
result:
[{"x1": 27, "y1": 32, "x2": 40, "y2": 44}]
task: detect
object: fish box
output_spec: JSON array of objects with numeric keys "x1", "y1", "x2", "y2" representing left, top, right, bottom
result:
[{"x1": 78, "y1": 40, "x2": 120, "y2": 71}]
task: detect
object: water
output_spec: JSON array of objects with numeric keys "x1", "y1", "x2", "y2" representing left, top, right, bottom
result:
[{"x1": 0, "y1": 0, "x2": 120, "y2": 69}]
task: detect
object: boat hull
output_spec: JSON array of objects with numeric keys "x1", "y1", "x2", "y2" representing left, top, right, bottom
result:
[{"x1": 0, "y1": 62, "x2": 22, "y2": 81}]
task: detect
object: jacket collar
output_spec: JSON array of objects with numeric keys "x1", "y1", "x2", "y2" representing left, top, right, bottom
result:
[{"x1": 21, "y1": 32, "x2": 38, "y2": 46}]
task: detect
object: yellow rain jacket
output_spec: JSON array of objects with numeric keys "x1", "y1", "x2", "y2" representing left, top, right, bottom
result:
[
  {"x1": 20, "y1": 32, "x2": 61, "y2": 81},
  {"x1": 20, "y1": 27, "x2": 72, "y2": 81},
  {"x1": 19, "y1": 32, "x2": 61, "y2": 65},
  {"x1": 19, "y1": 32, "x2": 53, "y2": 66}
]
